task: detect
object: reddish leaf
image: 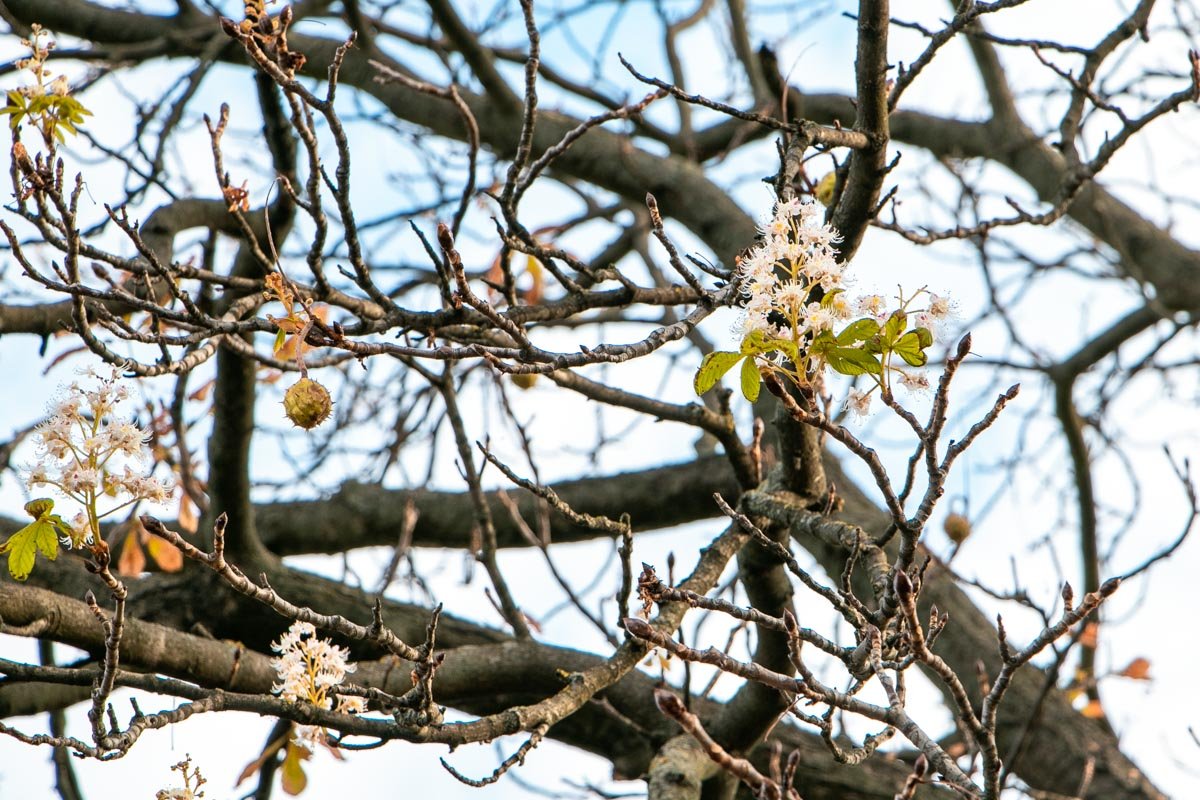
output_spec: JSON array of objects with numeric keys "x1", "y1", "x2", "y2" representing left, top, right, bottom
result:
[
  {"x1": 116, "y1": 526, "x2": 146, "y2": 576},
  {"x1": 1078, "y1": 622, "x2": 1099, "y2": 649},
  {"x1": 146, "y1": 534, "x2": 183, "y2": 572},
  {"x1": 178, "y1": 495, "x2": 198, "y2": 535},
  {"x1": 1117, "y1": 657, "x2": 1152, "y2": 681},
  {"x1": 236, "y1": 734, "x2": 287, "y2": 787}
]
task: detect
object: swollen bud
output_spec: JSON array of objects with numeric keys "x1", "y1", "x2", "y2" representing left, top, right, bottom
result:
[
  {"x1": 653, "y1": 688, "x2": 685, "y2": 717},
  {"x1": 943, "y1": 513, "x2": 971, "y2": 545},
  {"x1": 283, "y1": 378, "x2": 333, "y2": 430}
]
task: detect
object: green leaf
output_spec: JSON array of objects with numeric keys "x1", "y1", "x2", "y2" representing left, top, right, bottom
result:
[
  {"x1": 739, "y1": 329, "x2": 771, "y2": 355},
  {"x1": 1, "y1": 90, "x2": 27, "y2": 119},
  {"x1": 912, "y1": 326, "x2": 934, "y2": 348},
  {"x1": 836, "y1": 318, "x2": 880, "y2": 345},
  {"x1": 0, "y1": 517, "x2": 62, "y2": 581},
  {"x1": 739, "y1": 356, "x2": 761, "y2": 402},
  {"x1": 280, "y1": 740, "x2": 310, "y2": 795},
  {"x1": 882, "y1": 310, "x2": 907, "y2": 346},
  {"x1": 273, "y1": 328, "x2": 288, "y2": 355},
  {"x1": 826, "y1": 346, "x2": 882, "y2": 377},
  {"x1": 808, "y1": 330, "x2": 836, "y2": 356},
  {"x1": 694, "y1": 351, "x2": 744, "y2": 395},
  {"x1": 773, "y1": 338, "x2": 800, "y2": 364},
  {"x1": 894, "y1": 331, "x2": 930, "y2": 367},
  {"x1": 819, "y1": 288, "x2": 844, "y2": 309},
  {"x1": 739, "y1": 329, "x2": 799, "y2": 364}
]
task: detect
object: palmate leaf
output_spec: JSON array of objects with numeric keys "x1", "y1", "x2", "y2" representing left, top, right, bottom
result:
[
  {"x1": 0, "y1": 499, "x2": 70, "y2": 581},
  {"x1": 739, "y1": 355, "x2": 761, "y2": 402},
  {"x1": 882, "y1": 310, "x2": 907, "y2": 346},
  {"x1": 894, "y1": 328, "x2": 934, "y2": 367},
  {"x1": 694, "y1": 350, "x2": 744, "y2": 395},
  {"x1": 826, "y1": 346, "x2": 882, "y2": 377},
  {"x1": 1, "y1": 90, "x2": 27, "y2": 129},
  {"x1": 741, "y1": 329, "x2": 800, "y2": 363},
  {"x1": 836, "y1": 317, "x2": 880, "y2": 345}
]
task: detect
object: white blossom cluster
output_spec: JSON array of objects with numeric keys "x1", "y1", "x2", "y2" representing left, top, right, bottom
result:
[
  {"x1": 155, "y1": 790, "x2": 193, "y2": 800},
  {"x1": 736, "y1": 197, "x2": 848, "y2": 339},
  {"x1": 26, "y1": 370, "x2": 170, "y2": 546},
  {"x1": 271, "y1": 621, "x2": 365, "y2": 751},
  {"x1": 730, "y1": 198, "x2": 958, "y2": 418}
]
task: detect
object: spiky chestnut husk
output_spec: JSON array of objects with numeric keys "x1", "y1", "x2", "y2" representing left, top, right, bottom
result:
[
  {"x1": 943, "y1": 513, "x2": 972, "y2": 545},
  {"x1": 283, "y1": 378, "x2": 332, "y2": 430}
]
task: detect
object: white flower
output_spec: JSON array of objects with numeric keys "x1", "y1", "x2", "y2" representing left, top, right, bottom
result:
[
  {"x1": 774, "y1": 283, "x2": 809, "y2": 311},
  {"x1": 899, "y1": 371, "x2": 930, "y2": 392},
  {"x1": 911, "y1": 310, "x2": 935, "y2": 332},
  {"x1": 855, "y1": 294, "x2": 887, "y2": 319},
  {"x1": 270, "y1": 620, "x2": 357, "y2": 740},
  {"x1": 828, "y1": 292, "x2": 853, "y2": 319},
  {"x1": 774, "y1": 197, "x2": 804, "y2": 219},
  {"x1": 293, "y1": 724, "x2": 325, "y2": 752},
  {"x1": 155, "y1": 790, "x2": 192, "y2": 800},
  {"x1": 802, "y1": 303, "x2": 835, "y2": 334},
  {"x1": 765, "y1": 215, "x2": 790, "y2": 239},
  {"x1": 845, "y1": 388, "x2": 873, "y2": 417},
  {"x1": 927, "y1": 292, "x2": 954, "y2": 319},
  {"x1": 24, "y1": 372, "x2": 169, "y2": 545}
]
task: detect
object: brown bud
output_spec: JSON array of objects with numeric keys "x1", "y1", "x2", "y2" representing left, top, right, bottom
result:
[
  {"x1": 622, "y1": 617, "x2": 651, "y2": 637},
  {"x1": 653, "y1": 688, "x2": 685, "y2": 717},
  {"x1": 436, "y1": 222, "x2": 454, "y2": 251}
]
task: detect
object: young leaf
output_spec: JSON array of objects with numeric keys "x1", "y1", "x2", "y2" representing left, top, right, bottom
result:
[
  {"x1": 836, "y1": 318, "x2": 880, "y2": 345},
  {"x1": 0, "y1": 499, "x2": 70, "y2": 581},
  {"x1": 739, "y1": 356, "x2": 761, "y2": 402},
  {"x1": 1, "y1": 518, "x2": 61, "y2": 580},
  {"x1": 882, "y1": 310, "x2": 907, "y2": 346},
  {"x1": 826, "y1": 346, "x2": 882, "y2": 377},
  {"x1": 694, "y1": 351, "x2": 744, "y2": 395},
  {"x1": 819, "y1": 288, "x2": 844, "y2": 309},
  {"x1": 280, "y1": 740, "x2": 310, "y2": 795},
  {"x1": 739, "y1": 329, "x2": 772, "y2": 355},
  {"x1": 894, "y1": 331, "x2": 929, "y2": 367},
  {"x1": 774, "y1": 338, "x2": 801, "y2": 365},
  {"x1": 808, "y1": 330, "x2": 836, "y2": 356}
]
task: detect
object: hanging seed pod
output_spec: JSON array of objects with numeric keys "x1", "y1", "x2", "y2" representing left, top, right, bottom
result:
[
  {"x1": 283, "y1": 378, "x2": 332, "y2": 430},
  {"x1": 943, "y1": 512, "x2": 972, "y2": 545}
]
